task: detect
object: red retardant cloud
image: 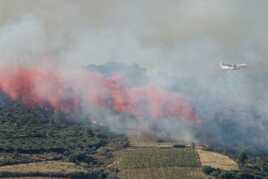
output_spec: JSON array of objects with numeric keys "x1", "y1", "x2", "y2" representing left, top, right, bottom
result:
[{"x1": 0, "y1": 64, "x2": 199, "y2": 122}]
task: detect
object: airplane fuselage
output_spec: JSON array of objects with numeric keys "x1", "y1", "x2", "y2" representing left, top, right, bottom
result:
[{"x1": 220, "y1": 62, "x2": 247, "y2": 70}]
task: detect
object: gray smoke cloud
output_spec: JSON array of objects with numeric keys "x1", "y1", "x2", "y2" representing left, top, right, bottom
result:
[{"x1": 0, "y1": 0, "x2": 268, "y2": 152}]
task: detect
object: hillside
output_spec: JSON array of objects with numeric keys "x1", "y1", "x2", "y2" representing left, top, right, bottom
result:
[
  {"x1": 1, "y1": 92, "x2": 268, "y2": 179},
  {"x1": 0, "y1": 93, "x2": 128, "y2": 178}
]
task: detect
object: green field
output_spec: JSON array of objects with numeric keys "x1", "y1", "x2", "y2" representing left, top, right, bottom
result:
[
  {"x1": 119, "y1": 148, "x2": 200, "y2": 169},
  {"x1": 119, "y1": 167, "x2": 204, "y2": 179},
  {"x1": 118, "y1": 148, "x2": 204, "y2": 179}
]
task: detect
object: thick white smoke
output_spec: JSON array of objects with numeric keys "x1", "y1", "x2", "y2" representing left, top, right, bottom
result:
[{"x1": 0, "y1": 0, "x2": 267, "y2": 151}]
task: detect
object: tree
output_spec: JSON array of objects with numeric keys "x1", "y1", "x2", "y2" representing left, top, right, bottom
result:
[
  {"x1": 238, "y1": 151, "x2": 248, "y2": 168},
  {"x1": 202, "y1": 166, "x2": 216, "y2": 175}
]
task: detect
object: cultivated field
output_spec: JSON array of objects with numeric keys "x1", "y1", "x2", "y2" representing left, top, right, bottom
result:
[
  {"x1": 197, "y1": 149, "x2": 239, "y2": 171},
  {"x1": 119, "y1": 148, "x2": 200, "y2": 169},
  {"x1": 0, "y1": 161, "x2": 86, "y2": 173},
  {"x1": 119, "y1": 167, "x2": 204, "y2": 179},
  {"x1": 117, "y1": 148, "x2": 205, "y2": 179}
]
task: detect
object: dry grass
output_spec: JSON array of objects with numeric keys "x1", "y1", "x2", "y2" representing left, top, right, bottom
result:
[
  {"x1": 0, "y1": 161, "x2": 86, "y2": 173},
  {"x1": 197, "y1": 150, "x2": 239, "y2": 171}
]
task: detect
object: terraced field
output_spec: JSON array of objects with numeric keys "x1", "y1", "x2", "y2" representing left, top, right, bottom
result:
[{"x1": 117, "y1": 148, "x2": 205, "y2": 179}]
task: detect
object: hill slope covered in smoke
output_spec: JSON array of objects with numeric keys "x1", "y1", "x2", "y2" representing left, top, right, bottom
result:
[
  {"x1": 0, "y1": 0, "x2": 268, "y2": 162},
  {"x1": 0, "y1": 92, "x2": 127, "y2": 178},
  {"x1": 88, "y1": 63, "x2": 268, "y2": 155}
]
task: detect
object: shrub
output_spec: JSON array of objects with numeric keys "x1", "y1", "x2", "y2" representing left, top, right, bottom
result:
[
  {"x1": 218, "y1": 171, "x2": 239, "y2": 179},
  {"x1": 238, "y1": 151, "x2": 248, "y2": 167},
  {"x1": 68, "y1": 152, "x2": 97, "y2": 165},
  {"x1": 202, "y1": 166, "x2": 216, "y2": 175}
]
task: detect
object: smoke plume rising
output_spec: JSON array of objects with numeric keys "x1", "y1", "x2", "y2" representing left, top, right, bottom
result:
[{"x1": 0, "y1": 0, "x2": 268, "y2": 152}]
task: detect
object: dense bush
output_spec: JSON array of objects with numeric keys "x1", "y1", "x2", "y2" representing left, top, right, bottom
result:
[
  {"x1": 205, "y1": 169, "x2": 268, "y2": 179},
  {"x1": 0, "y1": 94, "x2": 128, "y2": 161},
  {"x1": 205, "y1": 167, "x2": 268, "y2": 179},
  {"x1": 68, "y1": 152, "x2": 98, "y2": 165},
  {"x1": 202, "y1": 166, "x2": 216, "y2": 175},
  {"x1": 0, "y1": 93, "x2": 127, "y2": 178}
]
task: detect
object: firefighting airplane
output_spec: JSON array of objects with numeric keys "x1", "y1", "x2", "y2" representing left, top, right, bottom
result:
[{"x1": 220, "y1": 61, "x2": 248, "y2": 70}]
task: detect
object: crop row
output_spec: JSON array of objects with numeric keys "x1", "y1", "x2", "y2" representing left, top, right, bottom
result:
[
  {"x1": 119, "y1": 148, "x2": 201, "y2": 169},
  {"x1": 119, "y1": 167, "x2": 204, "y2": 179}
]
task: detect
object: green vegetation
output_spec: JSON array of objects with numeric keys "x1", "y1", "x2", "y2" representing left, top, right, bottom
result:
[
  {"x1": 0, "y1": 94, "x2": 127, "y2": 178},
  {"x1": 201, "y1": 165, "x2": 215, "y2": 175},
  {"x1": 119, "y1": 148, "x2": 200, "y2": 169},
  {"x1": 118, "y1": 148, "x2": 203, "y2": 179},
  {"x1": 0, "y1": 101, "x2": 125, "y2": 153},
  {"x1": 238, "y1": 151, "x2": 248, "y2": 167},
  {"x1": 119, "y1": 167, "x2": 203, "y2": 179}
]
